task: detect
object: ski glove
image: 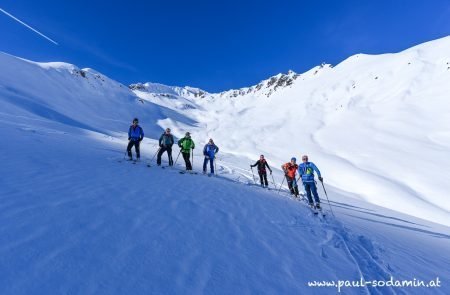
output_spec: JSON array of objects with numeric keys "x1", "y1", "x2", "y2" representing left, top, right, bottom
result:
[
  {"x1": 270, "y1": 170, "x2": 272, "y2": 175},
  {"x1": 319, "y1": 176, "x2": 323, "y2": 182}
]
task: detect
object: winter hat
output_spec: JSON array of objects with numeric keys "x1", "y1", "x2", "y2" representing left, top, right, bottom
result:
[{"x1": 291, "y1": 157, "x2": 297, "y2": 162}]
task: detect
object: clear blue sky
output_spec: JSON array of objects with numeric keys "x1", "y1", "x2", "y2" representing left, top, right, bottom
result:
[{"x1": 1, "y1": 0, "x2": 449, "y2": 92}]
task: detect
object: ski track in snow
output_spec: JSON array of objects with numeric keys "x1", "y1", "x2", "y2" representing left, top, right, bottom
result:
[{"x1": 173, "y1": 159, "x2": 431, "y2": 295}]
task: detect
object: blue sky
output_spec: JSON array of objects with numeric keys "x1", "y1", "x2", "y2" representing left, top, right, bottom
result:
[{"x1": 1, "y1": 0, "x2": 449, "y2": 92}]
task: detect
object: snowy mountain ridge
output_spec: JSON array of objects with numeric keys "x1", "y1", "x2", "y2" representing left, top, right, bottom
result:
[{"x1": 129, "y1": 65, "x2": 327, "y2": 100}]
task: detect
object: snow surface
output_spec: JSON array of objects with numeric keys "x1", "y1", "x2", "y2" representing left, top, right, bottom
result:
[{"x1": 1, "y1": 37, "x2": 450, "y2": 294}]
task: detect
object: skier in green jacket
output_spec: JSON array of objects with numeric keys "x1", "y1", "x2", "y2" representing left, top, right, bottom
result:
[{"x1": 178, "y1": 132, "x2": 195, "y2": 170}]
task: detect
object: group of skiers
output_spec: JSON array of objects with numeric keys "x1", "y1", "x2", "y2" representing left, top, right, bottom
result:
[
  {"x1": 127, "y1": 118, "x2": 324, "y2": 210},
  {"x1": 127, "y1": 118, "x2": 219, "y2": 174},
  {"x1": 249, "y1": 154, "x2": 323, "y2": 209}
]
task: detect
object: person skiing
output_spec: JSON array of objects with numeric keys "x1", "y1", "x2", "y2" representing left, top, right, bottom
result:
[
  {"x1": 178, "y1": 132, "x2": 195, "y2": 170},
  {"x1": 298, "y1": 155, "x2": 323, "y2": 209},
  {"x1": 250, "y1": 155, "x2": 273, "y2": 187},
  {"x1": 281, "y1": 157, "x2": 299, "y2": 197},
  {"x1": 203, "y1": 138, "x2": 219, "y2": 174},
  {"x1": 127, "y1": 118, "x2": 144, "y2": 160},
  {"x1": 157, "y1": 128, "x2": 174, "y2": 166}
]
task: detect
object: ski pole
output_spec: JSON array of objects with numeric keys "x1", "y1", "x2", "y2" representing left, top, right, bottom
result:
[
  {"x1": 320, "y1": 179, "x2": 335, "y2": 217},
  {"x1": 150, "y1": 147, "x2": 160, "y2": 164},
  {"x1": 278, "y1": 176, "x2": 286, "y2": 194},
  {"x1": 174, "y1": 149, "x2": 181, "y2": 166},
  {"x1": 271, "y1": 173, "x2": 276, "y2": 188},
  {"x1": 214, "y1": 158, "x2": 217, "y2": 176},
  {"x1": 191, "y1": 149, "x2": 194, "y2": 170},
  {"x1": 250, "y1": 166, "x2": 257, "y2": 184}
]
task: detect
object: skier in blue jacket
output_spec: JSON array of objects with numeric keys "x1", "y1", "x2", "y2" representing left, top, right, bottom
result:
[
  {"x1": 298, "y1": 155, "x2": 323, "y2": 209},
  {"x1": 203, "y1": 138, "x2": 219, "y2": 174},
  {"x1": 127, "y1": 118, "x2": 144, "y2": 160}
]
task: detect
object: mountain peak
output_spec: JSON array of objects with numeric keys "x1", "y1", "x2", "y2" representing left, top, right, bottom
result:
[{"x1": 214, "y1": 70, "x2": 302, "y2": 99}]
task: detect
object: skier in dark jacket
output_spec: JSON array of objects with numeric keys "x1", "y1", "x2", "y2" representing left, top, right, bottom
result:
[
  {"x1": 178, "y1": 132, "x2": 195, "y2": 170},
  {"x1": 203, "y1": 138, "x2": 219, "y2": 174},
  {"x1": 127, "y1": 118, "x2": 144, "y2": 160},
  {"x1": 298, "y1": 155, "x2": 323, "y2": 209},
  {"x1": 157, "y1": 128, "x2": 175, "y2": 166},
  {"x1": 250, "y1": 155, "x2": 273, "y2": 187}
]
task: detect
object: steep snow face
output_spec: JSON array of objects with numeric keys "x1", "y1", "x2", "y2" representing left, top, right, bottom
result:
[{"x1": 132, "y1": 37, "x2": 450, "y2": 226}]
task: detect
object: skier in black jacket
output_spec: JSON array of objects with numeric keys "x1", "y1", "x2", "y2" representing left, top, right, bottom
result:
[
  {"x1": 157, "y1": 128, "x2": 175, "y2": 166},
  {"x1": 250, "y1": 155, "x2": 273, "y2": 187}
]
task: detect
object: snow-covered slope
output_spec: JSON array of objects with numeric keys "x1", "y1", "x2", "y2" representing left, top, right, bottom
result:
[
  {"x1": 1, "y1": 37, "x2": 449, "y2": 294},
  {"x1": 132, "y1": 36, "x2": 450, "y2": 227},
  {"x1": 0, "y1": 52, "x2": 198, "y2": 141}
]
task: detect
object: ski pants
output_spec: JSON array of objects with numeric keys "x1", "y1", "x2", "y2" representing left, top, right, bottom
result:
[
  {"x1": 157, "y1": 146, "x2": 173, "y2": 166},
  {"x1": 203, "y1": 157, "x2": 214, "y2": 173},
  {"x1": 304, "y1": 182, "x2": 320, "y2": 204},
  {"x1": 127, "y1": 140, "x2": 140, "y2": 159},
  {"x1": 258, "y1": 171, "x2": 269, "y2": 186},
  {"x1": 286, "y1": 175, "x2": 299, "y2": 196},
  {"x1": 182, "y1": 151, "x2": 192, "y2": 170}
]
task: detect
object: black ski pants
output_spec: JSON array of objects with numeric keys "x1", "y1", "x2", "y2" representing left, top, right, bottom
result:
[
  {"x1": 182, "y1": 151, "x2": 192, "y2": 170},
  {"x1": 286, "y1": 175, "x2": 299, "y2": 196},
  {"x1": 127, "y1": 140, "x2": 140, "y2": 159},
  {"x1": 157, "y1": 145, "x2": 173, "y2": 166},
  {"x1": 258, "y1": 171, "x2": 269, "y2": 186}
]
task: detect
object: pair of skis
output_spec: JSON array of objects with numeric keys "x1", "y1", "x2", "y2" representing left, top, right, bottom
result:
[
  {"x1": 293, "y1": 194, "x2": 325, "y2": 217},
  {"x1": 309, "y1": 204, "x2": 325, "y2": 217},
  {"x1": 128, "y1": 158, "x2": 153, "y2": 167},
  {"x1": 179, "y1": 170, "x2": 198, "y2": 175}
]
